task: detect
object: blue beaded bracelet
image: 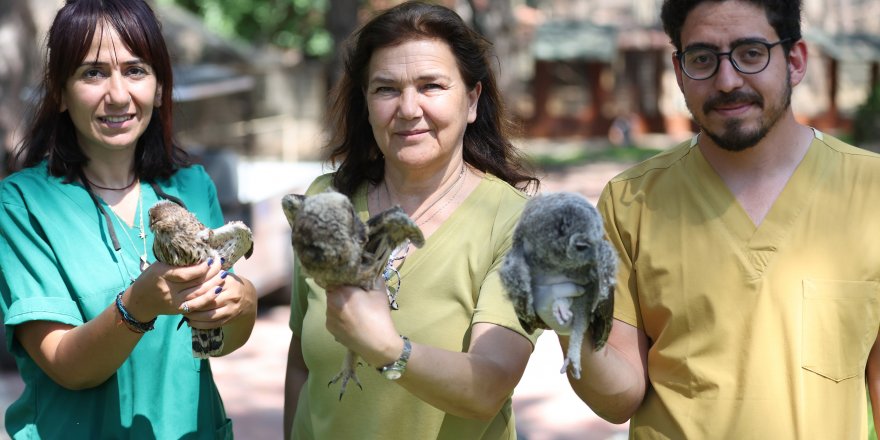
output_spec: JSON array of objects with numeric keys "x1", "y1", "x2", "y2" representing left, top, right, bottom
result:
[{"x1": 115, "y1": 292, "x2": 156, "y2": 333}]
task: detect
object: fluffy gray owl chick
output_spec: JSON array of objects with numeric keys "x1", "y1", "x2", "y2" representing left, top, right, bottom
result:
[
  {"x1": 500, "y1": 192, "x2": 617, "y2": 379},
  {"x1": 148, "y1": 200, "x2": 254, "y2": 359},
  {"x1": 281, "y1": 189, "x2": 425, "y2": 399}
]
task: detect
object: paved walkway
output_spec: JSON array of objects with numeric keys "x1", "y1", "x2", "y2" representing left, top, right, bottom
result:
[{"x1": 0, "y1": 160, "x2": 633, "y2": 440}]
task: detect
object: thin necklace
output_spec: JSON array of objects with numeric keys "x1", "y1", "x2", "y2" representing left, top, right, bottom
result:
[
  {"x1": 380, "y1": 163, "x2": 467, "y2": 308},
  {"x1": 383, "y1": 163, "x2": 467, "y2": 226},
  {"x1": 82, "y1": 173, "x2": 138, "y2": 191},
  {"x1": 107, "y1": 181, "x2": 150, "y2": 274},
  {"x1": 411, "y1": 166, "x2": 466, "y2": 227}
]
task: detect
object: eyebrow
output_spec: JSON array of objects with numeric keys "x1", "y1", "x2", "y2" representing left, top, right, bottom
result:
[
  {"x1": 77, "y1": 58, "x2": 146, "y2": 69},
  {"x1": 369, "y1": 72, "x2": 451, "y2": 84},
  {"x1": 683, "y1": 37, "x2": 773, "y2": 52}
]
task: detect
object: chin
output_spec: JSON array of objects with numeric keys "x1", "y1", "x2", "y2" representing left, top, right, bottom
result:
[{"x1": 703, "y1": 121, "x2": 768, "y2": 152}]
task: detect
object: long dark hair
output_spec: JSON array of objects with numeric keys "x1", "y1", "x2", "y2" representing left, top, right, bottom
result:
[
  {"x1": 15, "y1": 0, "x2": 187, "y2": 182},
  {"x1": 326, "y1": 0, "x2": 538, "y2": 196}
]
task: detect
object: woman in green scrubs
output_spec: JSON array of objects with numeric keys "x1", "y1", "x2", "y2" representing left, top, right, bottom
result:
[{"x1": 0, "y1": 1, "x2": 257, "y2": 438}]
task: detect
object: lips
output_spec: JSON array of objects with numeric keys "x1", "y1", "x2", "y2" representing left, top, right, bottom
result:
[
  {"x1": 703, "y1": 91, "x2": 764, "y2": 115},
  {"x1": 395, "y1": 129, "x2": 429, "y2": 136},
  {"x1": 100, "y1": 115, "x2": 134, "y2": 123}
]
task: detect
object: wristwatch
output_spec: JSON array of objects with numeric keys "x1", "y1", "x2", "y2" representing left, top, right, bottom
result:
[{"x1": 378, "y1": 335, "x2": 411, "y2": 380}]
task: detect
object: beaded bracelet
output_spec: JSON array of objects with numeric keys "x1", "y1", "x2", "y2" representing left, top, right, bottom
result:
[{"x1": 115, "y1": 292, "x2": 157, "y2": 333}]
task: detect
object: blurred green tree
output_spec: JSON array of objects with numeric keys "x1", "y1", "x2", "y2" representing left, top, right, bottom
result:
[
  {"x1": 854, "y1": 83, "x2": 880, "y2": 150},
  {"x1": 159, "y1": 0, "x2": 334, "y2": 57}
]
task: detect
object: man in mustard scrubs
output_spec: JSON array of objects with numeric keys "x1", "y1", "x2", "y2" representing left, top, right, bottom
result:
[{"x1": 559, "y1": 0, "x2": 880, "y2": 438}]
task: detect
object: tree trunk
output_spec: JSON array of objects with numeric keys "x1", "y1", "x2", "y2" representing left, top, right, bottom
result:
[
  {"x1": 0, "y1": 0, "x2": 38, "y2": 176},
  {"x1": 325, "y1": 0, "x2": 361, "y2": 93}
]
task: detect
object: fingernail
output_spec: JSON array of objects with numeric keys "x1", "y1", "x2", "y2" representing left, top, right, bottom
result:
[
  {"x1": 215, "y1": 286, "x2": 222, "y2": 294},
  {"x1": 207, "y1": 257, "x2": 214, "y2": 266},
  {"x1": 221, "y1": 257, "x2": 226, "y2": 265},
  {"x1": 220, "y1": 271, "x2": 228, "y2": 279}
]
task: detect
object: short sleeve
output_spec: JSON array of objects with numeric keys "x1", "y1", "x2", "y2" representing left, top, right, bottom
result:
[
  {"x1": 473, "y1": 261, "x2": 541, "y2": 347},
  {"x1": 288, "y1": 174, "x2": 334, "y2": 335},
  {"x1": 0, "y1": 184, "x2": 84, "y2": 352},
  {"x1": 289, "y1": 257, "x2": 309, "y2": 336},
  {"x1": 598, "y1": 182, "x2": 641, "y2": 328},
  {"x1": 472, "y1": 183, "x2": 540, "y2": 347}
]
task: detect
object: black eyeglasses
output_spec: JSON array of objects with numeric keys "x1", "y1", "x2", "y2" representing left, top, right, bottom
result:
[{"x1": 676, "y1": 38, "x2": 790, "y2": 80}]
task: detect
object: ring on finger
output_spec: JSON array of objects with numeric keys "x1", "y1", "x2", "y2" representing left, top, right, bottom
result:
[{"x1": 182, "y1": 301, "x2": 190, "y2": 313}]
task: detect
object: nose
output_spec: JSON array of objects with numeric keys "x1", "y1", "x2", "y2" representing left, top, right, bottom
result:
[
  {"x1": 105, "y1": 71, "x2": 131, "y2": 107},
  {"x1": 712, "y1": 55, "x2": 745, "y2": 93},
  {"x1": 396, "y1": 88, "x2": 422, "y2": 120}
]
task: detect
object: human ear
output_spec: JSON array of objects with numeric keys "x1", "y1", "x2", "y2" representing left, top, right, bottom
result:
[
  {"x1": 467, "y1": 81, "x2": 482, "y2": 123},
  {"x1": 154, "y1": 85, "x2": 163, "y2": 107},
  {"x1": 787, "y1": 39, "x2": 808, "y2": 87}
]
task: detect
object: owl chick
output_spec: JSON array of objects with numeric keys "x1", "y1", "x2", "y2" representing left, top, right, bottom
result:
[
  {"x1": 499, "y1": 192, "x2": 617, "y2": 379},
  {"x1": 281, "y1": 189, "x2": 425, "y2": 399},
  {"x1": 148, "y1": 200, "x2": 254, "y2": 359}
]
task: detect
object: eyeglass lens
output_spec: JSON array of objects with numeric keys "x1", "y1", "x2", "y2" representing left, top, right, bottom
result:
[{"x1": 682, "y1": 42, "x2": 773, "y2": 80}]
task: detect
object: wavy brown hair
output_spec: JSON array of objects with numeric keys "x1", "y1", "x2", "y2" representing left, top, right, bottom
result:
[
  {"x1": 326, "y1": 0, "x2": 538, "y2": 196},
  {"x1": 15, "y1": 0, "x2": 187, "y2": 182}
]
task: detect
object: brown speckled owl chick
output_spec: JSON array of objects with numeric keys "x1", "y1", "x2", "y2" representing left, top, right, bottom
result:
[
  {"x1": 148, "y1": 200, "x2": 254, "y2": 358},
  {"x1": 281, "y1": 189, "x2": 424, "y2": 399}
]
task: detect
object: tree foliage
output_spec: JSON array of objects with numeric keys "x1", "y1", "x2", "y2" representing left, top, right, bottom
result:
[
  {"x1": 159, "y1": 0, "x2": 333, "y2": 57},
  {"x1": 854, "y1": 80, "x2": 880, "y2": 149}
]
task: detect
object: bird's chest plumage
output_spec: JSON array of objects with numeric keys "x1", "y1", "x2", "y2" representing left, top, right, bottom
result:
[{"x1": 154, "y1": 225, "x2": 210, "y2": 266}]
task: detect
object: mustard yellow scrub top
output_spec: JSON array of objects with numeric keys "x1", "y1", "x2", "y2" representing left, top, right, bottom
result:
[
  {"x1": 290, "y1": 173, "x2": 537, "y2": 440},
  {"x1": 600, "y1": 131, "x2": 880, "y2": 439}
]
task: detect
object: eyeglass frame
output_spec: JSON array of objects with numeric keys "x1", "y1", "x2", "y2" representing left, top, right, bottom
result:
[{"x1": 675, "y1": 38, "x2": 792, "y2": 80}]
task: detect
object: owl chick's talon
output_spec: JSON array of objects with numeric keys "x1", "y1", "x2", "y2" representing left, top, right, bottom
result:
[
  {"x1": 560, "y1": 357, "x2": 581, "y2": 379},
  {"x1": 328, "y1": 368, "x2": 363, "y2": 401},
  {"x1": 552, "y1": 298, "x2": 574, "y2": 326}
]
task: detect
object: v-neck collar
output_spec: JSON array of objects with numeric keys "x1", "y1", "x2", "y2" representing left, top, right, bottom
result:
[
  {"x1": 354, "y1": 175, "x2": 489, "y2": 278},
  {"x1": 684, "y1": 130, "x2": 828, "y2": 276}
]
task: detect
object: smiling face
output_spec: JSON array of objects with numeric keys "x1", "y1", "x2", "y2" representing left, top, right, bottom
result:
[
  {"x1": 62, "y1": 22, "x2": 161, "y2": 157},
  {"x1": 674, "y1": 0, "x2": 803, "y2": 152},
  {"x1": 365, "y1": 38, "x2": 481, "y2": 174}
]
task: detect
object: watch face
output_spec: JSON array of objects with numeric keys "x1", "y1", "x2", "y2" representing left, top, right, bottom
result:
[{"x1": 383, "y1": 369, "x2": 403, "y2": 380}]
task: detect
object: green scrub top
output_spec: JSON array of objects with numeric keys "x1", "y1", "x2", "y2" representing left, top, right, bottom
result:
[{"x1": 0, "y1": 162, "x2": 233, "y2": 439}]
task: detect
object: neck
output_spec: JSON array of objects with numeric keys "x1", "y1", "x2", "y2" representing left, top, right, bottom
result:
[
  {"x1": 83, "y1": 160, "x2": 137, "y2": 191},
  {"x1": 382, "y1": 158, "x2": 467, "y2": 216},
  {"x1": 698, "y1": 116, "x2": 813, "y2": 178}
]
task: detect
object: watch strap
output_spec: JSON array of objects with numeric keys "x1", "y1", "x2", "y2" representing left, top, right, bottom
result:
[{"x1": 378, "y1": 335, "x2": 411, "y2": 380}]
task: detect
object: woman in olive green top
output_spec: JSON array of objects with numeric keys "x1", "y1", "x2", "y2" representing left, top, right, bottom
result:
[
  {"x1": 284, "y1": 2, "x2": 541, "y2": 439},
  {"x1": 0, "y1": 1, "x2": 256, "y2": 438}
]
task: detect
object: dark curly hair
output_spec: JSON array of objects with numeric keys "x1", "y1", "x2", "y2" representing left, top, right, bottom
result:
[
  {"x1": 660, "y1": 0, "x2": 802, "y2": 53},
  {"x1": 15, "y1": 0, "x2": 188, "y2": 182},
  {"x1": 326, "y1": 0, "x2": 538, "y2": 196}
]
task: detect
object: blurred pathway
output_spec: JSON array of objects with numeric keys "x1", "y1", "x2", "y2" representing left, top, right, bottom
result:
[{"x1": 210, "y1": 304, "x2": 629, "y2": 440}]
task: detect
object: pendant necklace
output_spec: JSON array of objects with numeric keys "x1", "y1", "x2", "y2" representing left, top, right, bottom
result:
[
  {"x1": 107, "y1": 181, "x2": 150, "y2": 274},
  {"x1": 380, "y1": 163, "x2": 467, "y2": 309}
]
